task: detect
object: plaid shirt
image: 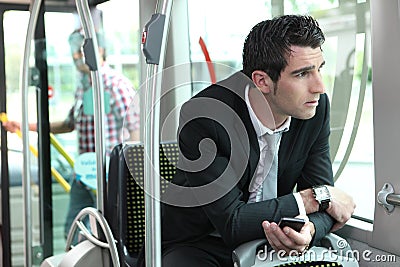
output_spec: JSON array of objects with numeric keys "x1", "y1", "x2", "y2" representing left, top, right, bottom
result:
[{"x1": 66, "y1": 63, "x2": 140, "y2": 156}]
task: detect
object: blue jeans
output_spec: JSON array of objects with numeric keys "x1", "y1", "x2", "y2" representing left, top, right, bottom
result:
[{"x1": 64, "y1": 179, "x2": 96, "y2": 239}]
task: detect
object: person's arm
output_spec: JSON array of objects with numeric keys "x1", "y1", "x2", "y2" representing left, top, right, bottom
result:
[
  {"x1": 173, "y1": 93, "x2": 301, "y2": 249},
  {"x1": 324, "y1": 186, "x2": 355, "y2": 232},
  {"x1": 1, "y1": 120, "x2": 72, "y2": 134},
  {"x1": 50, "y1": 120, "x2": 74, "y2": 134},
  {"x1": 3, "y1": 96, "x2": 76, "y2": 135},
  {"x1": 1, "y1": 120, "x2": 29, "y2": 133},
  {"x1": 266, "y1": 184, "x2": 355, "y2": 253},
  {"x1": 109, "y1": 77, "x2": 140, "y2": 142},
  {"x1": 299, "y1": 186, "x2": 355, "y2": 232}
]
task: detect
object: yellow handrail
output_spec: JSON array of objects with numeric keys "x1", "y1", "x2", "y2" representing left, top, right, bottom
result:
[
  {"x1": 50, "y1": 133, "x2": 74, "y2": 168},
  {"x1": 0, "y1": 112, "x2": 71, "y2": 192}
]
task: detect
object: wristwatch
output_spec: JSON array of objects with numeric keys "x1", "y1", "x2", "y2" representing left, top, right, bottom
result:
[{"x1": 312, "y1": 185, "x2": 331, "y2": 212}]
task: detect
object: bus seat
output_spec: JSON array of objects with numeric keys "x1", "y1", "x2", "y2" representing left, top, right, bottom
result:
[
  {"x1": 41, "y1": 240, "x2": 110, "y2": 267},
  {"x1": 105, "y1": 141, "x2": 179, "y2": 266},
  {"x1": 41, "y1": 207, "x2": 119, "y2": 267}
]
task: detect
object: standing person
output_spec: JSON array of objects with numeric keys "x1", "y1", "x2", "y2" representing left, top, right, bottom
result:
[
  {"x1": 141, "y1": 15, "x2": 355, "y2": 267},
  {"x1": 61, "y1": 29, "x2": 140, "y2": 237},
  {"x1": 2, "y1": 29, "x2": 140, "y2": 238}
]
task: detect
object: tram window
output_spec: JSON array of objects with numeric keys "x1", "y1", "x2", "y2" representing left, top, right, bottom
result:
[
  {"x1": 4, "y1": 11, "x2": 31, "y2": 121},
  {"x1": 187, "y1": 0, "x2": 374, "y2": 222},
  {"x1": 97, "y1": 0, "x2": 141, "y2": 89},
  {"x1": 44, "y1": 12, "x2": 77, "y2": 123},
  {"x1": 188, "y1": 0, "x2": 272, "y2": 95},
  {"x1": 285, "y1": 0, "x2": 339, "y2": 13}
]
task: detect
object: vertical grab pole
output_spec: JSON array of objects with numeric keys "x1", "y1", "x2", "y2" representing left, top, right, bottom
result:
[
  {"x1": 75, "y1": 0, "x2": 106, "y2": 213},
  {"x1": 20, "y1": 0, "x2": 42, "y2": 266},
  {"x1": 142, "y1": 0, "x2": 173, "y2": 266}
]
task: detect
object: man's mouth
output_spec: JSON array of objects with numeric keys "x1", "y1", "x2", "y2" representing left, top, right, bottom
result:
[{"x1": 305, "y1": 100, "x2": 319, "y2": 106}]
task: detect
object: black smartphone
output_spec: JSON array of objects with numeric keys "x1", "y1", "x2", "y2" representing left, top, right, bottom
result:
[{"x1": 278, "y1": 217, "x2": 306, "y2": 232}]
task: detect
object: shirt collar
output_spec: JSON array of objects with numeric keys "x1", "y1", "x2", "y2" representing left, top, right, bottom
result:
[{"x1": 245, "y1": 86, "x2": 291, "y2": 138}]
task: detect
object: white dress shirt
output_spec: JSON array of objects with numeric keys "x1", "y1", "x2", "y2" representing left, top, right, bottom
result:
[{"x1": 245, "y1": 87, "x2": 306, "y2": 216}]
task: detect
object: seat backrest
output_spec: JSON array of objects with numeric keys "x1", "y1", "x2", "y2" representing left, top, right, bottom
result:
[{"x1": 105, "y1": 141, "x2": 179, "y2": 264}]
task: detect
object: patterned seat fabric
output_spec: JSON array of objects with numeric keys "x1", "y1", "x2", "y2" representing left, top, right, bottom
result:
[{"x1": 105, "y1": 142, "x2": 179, "y2": 265}]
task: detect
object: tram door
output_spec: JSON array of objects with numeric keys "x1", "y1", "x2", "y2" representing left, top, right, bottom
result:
[
  {"x1": 0, "y1": 0, "x2": 141, "y2": 266},
  {"x1": 370, "y1": 0, "x2": 400, "y2": 257}
]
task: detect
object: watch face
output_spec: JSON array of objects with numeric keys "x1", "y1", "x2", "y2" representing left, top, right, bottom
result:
[{"x1": 314, "y1": 186, "x2": 331, "y2": 200}]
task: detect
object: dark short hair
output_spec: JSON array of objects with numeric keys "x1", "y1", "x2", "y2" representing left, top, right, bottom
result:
[
  {"x1": 242, "y1": 15, "x2": 325, "y2": 82},
  {"x1": 68, "y1": 30, "x2": 106, "y2": 60}
]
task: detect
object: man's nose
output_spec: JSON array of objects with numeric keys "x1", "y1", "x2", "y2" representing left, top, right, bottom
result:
[{"x1": 310, "y1": 74, "x2": 325, "y2": 94}]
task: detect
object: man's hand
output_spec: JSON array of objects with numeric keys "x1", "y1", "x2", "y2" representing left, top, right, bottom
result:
[
  {"x1": 300, "y1": 186, "x2": 356, "y2": 232},
  {"x1": 1, "y1": 120, "x2": 21, "y2": 133},
  {"x1": 1, "y1": 120, "x2": 37, "y2": 133},
  {"x1": 262, "y1": 216, "x2": 314, "y2": 256},
  {"x1": 326, "y1": 185, "x2": 356, "y2": 232}
]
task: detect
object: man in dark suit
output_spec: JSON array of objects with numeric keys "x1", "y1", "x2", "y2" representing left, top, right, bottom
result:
[{"x1": 159, "y1": 15, "x2": 355, "y2": 266}]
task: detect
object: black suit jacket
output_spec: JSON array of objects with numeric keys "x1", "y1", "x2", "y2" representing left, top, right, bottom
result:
[{"x1": 161, "y1": 71, "x2": 334, "y2": 251}]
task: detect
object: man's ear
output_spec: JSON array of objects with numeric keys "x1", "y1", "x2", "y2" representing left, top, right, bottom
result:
[{"x1": 251, "y1": 70, "x2": 274, "y2": 94}]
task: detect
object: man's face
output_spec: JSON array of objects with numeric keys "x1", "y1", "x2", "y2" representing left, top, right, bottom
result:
[
  {"x1": 71, "y1": 47, "x2": 104, "y2": 74},
  {"x1": 266, "y1": 46, "x2": 325, "y2": 123}
]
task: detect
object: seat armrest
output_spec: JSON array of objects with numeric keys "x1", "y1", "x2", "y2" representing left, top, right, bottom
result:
[
  {"x1": 232, "y1": 239, "x2": 267, "y2": 267},
  {"x1": 320, "y1": 233, "x2": 352, "y2": 256},
  {"x1": 232, "y1": 233, "x2": 354, "y2": 267}
]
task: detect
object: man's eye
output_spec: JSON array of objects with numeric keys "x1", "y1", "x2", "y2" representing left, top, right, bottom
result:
[{"x1": 296, "y1": 72, "x2": 307, "y2": 78}]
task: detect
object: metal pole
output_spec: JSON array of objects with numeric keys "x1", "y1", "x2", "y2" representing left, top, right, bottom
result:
[
  {"x1": 143, "y1": 0, "x2": 173, "y2": 266},
  {"x1": 387, "y1": 194, "x2": 400, "y2": 206},
  {"x1": 75, "y1": 0, "x2": 106, "y2": 213},
  {"x1": 21, "y1": 0, "x2": 42, "y2": 265}
]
